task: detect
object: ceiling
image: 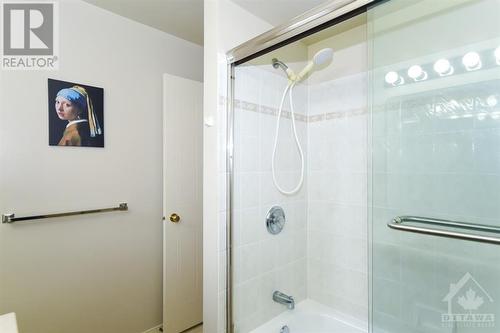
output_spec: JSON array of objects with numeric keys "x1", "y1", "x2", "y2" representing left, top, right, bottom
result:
[
  {"x1": 82, "y1": 0, "x2": 204, "y2": 45},
  {"x1": 232, "y1": 0, "x2": 326, "y2": 27},
  {"x1": 82, "y1": 0, "x2": 327, "y2": 46}
]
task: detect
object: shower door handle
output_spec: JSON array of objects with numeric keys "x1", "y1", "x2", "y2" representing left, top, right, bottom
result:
[{"x1": 388, "y1": 215, "x2": 500, "y2": 245}]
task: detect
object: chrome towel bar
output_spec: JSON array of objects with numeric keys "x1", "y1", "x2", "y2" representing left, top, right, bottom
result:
[
  {"x1": 2, "y1": 203, "x2": 128, "y2": 224},
  {"x1": 388, "y1": 215, "x2": 500, "y2": 245}
]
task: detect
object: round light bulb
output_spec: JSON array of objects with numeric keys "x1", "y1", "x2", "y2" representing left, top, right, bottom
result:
[
  {"x1": 462, "y1": 52, "x2": 481, "y2": 71},
  {"x1": 495, "y1": 46, "x2": 500, "y2": 65},
  {"x1": 487, "y1": 95, "x2": 498, "y2": 107},
  {"x1": 433, "y1": 58, "x2": 453, "y2": 76},
  {"x1": 385, "y1": 71, "x2": 402, "y2": 85},
  {"x1": 408, "y1": 65, "x2": 427, "y2": 81}
]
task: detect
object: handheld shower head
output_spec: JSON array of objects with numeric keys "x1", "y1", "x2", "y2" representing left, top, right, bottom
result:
[
  {"x1": 296, "y1": 48, "x2": 334, "y2": 81},
  {"x1": 271, "y1": 48, "x2": 333, "y2": 83},
  {"x1": 313, "y1": 48, "x2": 334, "y2": 66}
]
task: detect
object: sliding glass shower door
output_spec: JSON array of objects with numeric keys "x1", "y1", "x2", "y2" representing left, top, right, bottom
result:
[{"x1": 369, "y1": 1, "x2": 500, "y2": 332}]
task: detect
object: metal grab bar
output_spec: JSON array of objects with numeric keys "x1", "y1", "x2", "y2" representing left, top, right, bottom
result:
[
  {"x1": 2, "y1": 203, "x2": 128, "y2": 224},
  {"x1": 388, "y1": 215, "x2": 500, "y2": 245}
]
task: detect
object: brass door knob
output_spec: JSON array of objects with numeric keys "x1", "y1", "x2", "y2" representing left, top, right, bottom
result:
[{"x1": 169, "y1": 213, "x2": 180, "y2": 223}]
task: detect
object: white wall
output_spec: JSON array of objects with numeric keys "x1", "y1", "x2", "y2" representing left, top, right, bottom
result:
[
  {"x1": 0, "y1": 1, "x2": 203, "y2": 333},
  {"x1": 203, "y1": 1, "x2": 273, "y2": 332}
]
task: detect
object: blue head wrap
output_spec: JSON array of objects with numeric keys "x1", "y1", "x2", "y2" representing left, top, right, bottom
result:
[
  {"x1": 56, "y1": 88, "x2": 87, "y2": 113},
  {"x1": 56, "y1": 85, "x2": 101, "y2": 137}
]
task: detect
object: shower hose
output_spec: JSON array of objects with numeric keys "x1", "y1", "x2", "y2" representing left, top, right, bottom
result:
[{"x1": 271, "y1": 81, "x2": 304, "y2": 195}]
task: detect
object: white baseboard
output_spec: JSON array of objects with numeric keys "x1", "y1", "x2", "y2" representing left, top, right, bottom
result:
[{"x1": 140, "y1": 324, "x2": 162, "y2": 333}]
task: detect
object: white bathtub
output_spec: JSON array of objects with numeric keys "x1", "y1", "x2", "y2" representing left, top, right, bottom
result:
[{"x1": 250, "y1": 300, "x2": 367, "y2": 333}]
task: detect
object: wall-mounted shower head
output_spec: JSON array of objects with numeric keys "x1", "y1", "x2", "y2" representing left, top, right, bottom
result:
[
  {"x1": 272, "y1": 58, "x2": 296, "y2": 81},
  {"x1": 272, "y1": 58, "x2": 288, "y2": 70}
]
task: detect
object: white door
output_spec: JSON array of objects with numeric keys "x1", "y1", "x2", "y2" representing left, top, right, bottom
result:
[{"x1": 163, "y1": 74, "x2": 203, "y2": 333}]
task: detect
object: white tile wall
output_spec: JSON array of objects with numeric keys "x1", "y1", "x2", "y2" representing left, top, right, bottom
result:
[
  {"x1": 232, "y1": 64, "x2": 309, "y2": 332},
  {"x1": 306, "y1": 94, "x2": 369, "y2": 325},
  {"x1": 309, "y1": 72, "x2": 368, "y2": 116},
  {"x1": 306, "y1": 25, "x2": 369, "y2": 326}
]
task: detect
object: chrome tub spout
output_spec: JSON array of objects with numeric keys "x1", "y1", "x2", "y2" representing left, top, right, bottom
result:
[{"x1": 273, "y1": 291, "x2": 295, "y2": 310}]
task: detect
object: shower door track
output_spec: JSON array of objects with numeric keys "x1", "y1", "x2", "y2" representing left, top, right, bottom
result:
[
  {"x1": 225, "y1": 0, "x2": 379, "y2": 332},
  {"x1": 227, "y1": 0, "x2": 377, "y2": 65}
]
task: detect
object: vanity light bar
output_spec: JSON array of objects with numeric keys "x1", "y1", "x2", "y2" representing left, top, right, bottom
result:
[{"x1": 384, "y1": 46, "x2": 500, "y2": 88}]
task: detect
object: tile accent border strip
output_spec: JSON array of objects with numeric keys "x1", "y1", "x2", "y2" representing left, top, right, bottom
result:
[{"x1": 220, "y1": 96, "x2": 367, "y2": 122}]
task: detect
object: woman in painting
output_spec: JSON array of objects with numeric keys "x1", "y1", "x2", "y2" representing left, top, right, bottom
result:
[{"x1": 55, "y1": 85, "x2": 102, "y2": 146}]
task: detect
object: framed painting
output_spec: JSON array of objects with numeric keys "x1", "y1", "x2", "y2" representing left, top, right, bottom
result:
[{"x1": 48, "y1": 78, "x2": 104, "y2": 147}]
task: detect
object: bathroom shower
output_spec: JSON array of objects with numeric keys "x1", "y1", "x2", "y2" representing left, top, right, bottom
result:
[
  {"x1": 230, "y1": 1, "x2": 500, "y2": 333},
  {"x1": 271, "y1": 48, "x2": 333, "y2": 195}
]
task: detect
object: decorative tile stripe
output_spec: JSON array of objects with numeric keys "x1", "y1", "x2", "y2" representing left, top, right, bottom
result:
[
  {"x1": 309, "y1": 107, "x2": 368, "y2": 122},
  {"x1": 219, "y1": 95, "x2": 366, "y2": 122},
  {"x1": 234, "y1": 98, "x2": 307, "y2": 122},
  {"x1": 309, "y1": 114, "x2": 325, "y2": 122}
]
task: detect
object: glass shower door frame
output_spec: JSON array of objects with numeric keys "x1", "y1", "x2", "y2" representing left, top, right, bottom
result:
[{"x1": 225, "y1": 0, "x2": 377, "y2": 332}]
